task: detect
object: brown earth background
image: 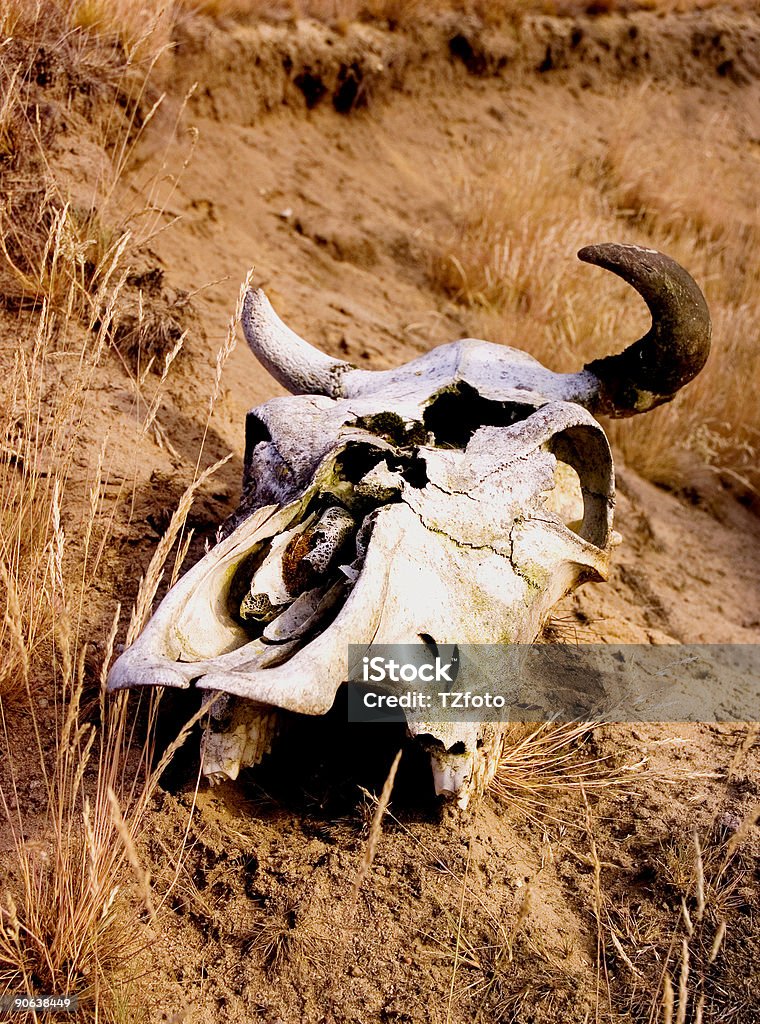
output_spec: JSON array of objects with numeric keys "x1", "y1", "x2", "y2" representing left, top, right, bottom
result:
[{"x1": 0, "y1": 3, "x2": 759, "y2": 1022}]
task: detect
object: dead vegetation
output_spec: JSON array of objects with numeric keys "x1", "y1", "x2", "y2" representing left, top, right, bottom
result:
[
  {"x1": 0, "y1": 257, "x2": 239, "y2": 1019},
  {"x1": 599, "y1": 816, "x2": 759, "y2": 1023},
  {"x1": 0, "y1": 5, "x2": 239, "y2": 1016},
  {"x1": 490, "y1": 722, "x2": 648, "y2": 825},
  {"x1": 420, "y1": 746, "x2": 759, "y2": 1023},
  {"x1": 429, "y1": 85, "x2": 760, "y2": 500}
]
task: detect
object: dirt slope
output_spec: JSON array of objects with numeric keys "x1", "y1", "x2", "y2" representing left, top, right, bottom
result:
[
  {"x1": 103, "y1": 11, "x2": 760, "y2": 1023},
  {"x1": 3, "y1": 7, "x2": 759, "y2": 1022}
]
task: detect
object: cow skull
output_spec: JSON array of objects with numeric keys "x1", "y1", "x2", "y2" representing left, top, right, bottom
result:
[{"x1": 108, "y1": 244, "x2": 710, "y2": 808}]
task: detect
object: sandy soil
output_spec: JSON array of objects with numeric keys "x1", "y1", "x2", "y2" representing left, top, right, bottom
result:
[{"x1": 2, "y1": 6, "x2": 759, "y2": 1022}]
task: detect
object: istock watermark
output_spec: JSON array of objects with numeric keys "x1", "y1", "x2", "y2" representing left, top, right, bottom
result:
[
  {"x1": 361, "y1": 654, "x2": 456, "y2": 684},
  {"x1": 346, "y1": 644, "x2": 760, "y2": 724}
]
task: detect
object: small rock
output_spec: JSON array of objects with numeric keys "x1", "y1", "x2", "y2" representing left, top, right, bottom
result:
[{"x1": 718, "y1": 810, "x2": 742, "y2": 833}]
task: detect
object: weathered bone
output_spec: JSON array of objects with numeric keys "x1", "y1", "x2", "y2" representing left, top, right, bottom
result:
[
  {"x1": 109, "y1": 244, "x2": 710, "y2": 809},
  {"x1": 242, "y1": 244, "x2": 710, "y2": 419},
  {"x1": 202, "y1": 698, "x2": 279, "y2": 784},
  {"x1": 579, "y1": 243, "x2": 712, "y2": 416},
  {"x1": 242, "y1": 289, "x2": 352, "y2": 396}
]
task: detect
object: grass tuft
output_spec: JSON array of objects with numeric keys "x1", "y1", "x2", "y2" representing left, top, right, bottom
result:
[
  {"x1": 0, "y1": 4, "x2": 243, "y2": 1018},
  {"x1": 491, "y1": 722, "x2": 647, "y2": 827}
]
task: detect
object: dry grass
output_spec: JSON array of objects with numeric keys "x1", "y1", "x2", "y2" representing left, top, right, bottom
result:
[
  {"x1": 351, "y1": 748, "x2": 402, "y2": 897},
  {"x1": 0, "y1": 280, "x2": 222, "y2": 1018},
  {"x1": 426, "y1": 726, "x2": 647, "y2": 1023},
  {"x1": 491, "y1": 722, "x2": 648, "y2": 827},
  {"x1": 0, "y1": 602, "x2": 211, "y2": 1015},
  {"x1": 0, "y1": 0, "x2": 176, "y2": 317},
  {"x1": 590, "y1": 808, "x2": 759, "y2": 1023},
  {"x1": 0, "y1": 0, "x2": 191, "y2": 694},
  {"x1": 430, "y1": 87, "x2": 760, "y2": 497},
  {"x1": 417, "y1": 727, "x2": 756, "y2": 1024},
  {"x1": 70, "y1": 0, "x2": 176, "y2": 61},
  {"x1": 0, "y1": 247, "x2": 244, "y2": 1020},
  {"x1": 243, "y1": 897, "x2": 304, "y2": 975},
  {"x1": 0, "y1": 4, "x2": 245, "y2": 1018},
  {"x1": 435, "y1": 916, "x2": 581, "y2": 1024}
]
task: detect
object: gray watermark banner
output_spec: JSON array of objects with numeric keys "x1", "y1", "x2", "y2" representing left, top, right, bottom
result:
[{"x1": 346, "y1": 645, "x2": 760, "y2": 723}]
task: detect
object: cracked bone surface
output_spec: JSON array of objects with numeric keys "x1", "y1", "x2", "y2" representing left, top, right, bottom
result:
[{"x1": 108, "y1": 244, "x2": 711, "y2": 810}]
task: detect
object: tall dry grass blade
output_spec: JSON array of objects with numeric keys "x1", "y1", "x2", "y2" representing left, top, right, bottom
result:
[
  {"x1": 680, "y1": 897, "x2": 693, "y2": 937},
  {"x1": 107, "y1": 786, "x2": 156, "y2": 924},
  {"x1": 707, "y1": 920, "x2": 726, "y2": 964},
  {"x1": 126, "y1": 451, "x2": 232, "y2": 645},
  {"x1": 723, "y1": 802, "x2": 760, "y2": 861},
  {"x1": 693, "y1": 833, "x2": 705, "y2": 923},
  {"x1": 507, "y1": 884, "x2": 532, "y2": 963},
  {"x1": 675, "y1": 938, "x2": 689, "y2": 1024},
  {"x1": 607, "y1": 925, "x2": 643, "y2": 979},
  {"x1": 352, "y1": 748, "x2": 402, "y2": 899},
  {"x1": 694, "y1": 993, "x2": 705, "y2": 1024},
  {"x1": 662, "y1": 973, "x2": 675, "y2": 1024}
]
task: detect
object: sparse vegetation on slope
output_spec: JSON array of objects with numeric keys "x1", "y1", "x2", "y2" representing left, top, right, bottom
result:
[
  {"x1": 0, "y1": 3, "x2": 228, "y2": 1017},
  {"x1": 430, "y1": 88, "x2": 760, "y2": 498}
]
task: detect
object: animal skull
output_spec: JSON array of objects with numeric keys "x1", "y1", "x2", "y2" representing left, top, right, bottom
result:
[{"x1": 108, "y1": 244, "x2": 710, "y2": 808}]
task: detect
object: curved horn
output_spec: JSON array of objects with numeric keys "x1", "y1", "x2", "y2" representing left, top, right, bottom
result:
[
  {"x1": 241, "y1": 288, "x2": 354, "y2": 397},
  {"x1": 577, "y1": 243, "x2": 711, "y2": 417}
]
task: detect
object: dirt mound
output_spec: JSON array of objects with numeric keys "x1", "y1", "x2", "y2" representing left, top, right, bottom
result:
[{"x1": 169, "y1": 7, "x2": 760, "y2": 126}]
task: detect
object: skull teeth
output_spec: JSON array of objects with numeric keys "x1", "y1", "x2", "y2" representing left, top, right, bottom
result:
[
  {"x1": 201, "y1": 700, "x2": 280, "y2": 783},
  {"x1": 431, "y1": 759, "x2": 474, "y2": 811}
]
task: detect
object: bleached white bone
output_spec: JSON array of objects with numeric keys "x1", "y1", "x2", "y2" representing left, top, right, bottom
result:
[{"x1": 110, "y1": 244, "x2": 711, "y2": 808}]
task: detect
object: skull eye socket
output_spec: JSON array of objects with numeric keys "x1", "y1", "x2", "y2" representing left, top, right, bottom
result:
[
  {"x1": 545, "y1": 425, "x2": 613, "y2": 550},
  {"x1": 543, "y1": 460, "x2": 585, "y2": 534},
  {"x1": 243, "y1": 412, "x2": 272, "y2": 465},
  {"x1": 423, "y1": 382, "x2": 533, "y2": 448},
  {"x1": 246, "y1": 413, "x2": 271, "y2": 442}
]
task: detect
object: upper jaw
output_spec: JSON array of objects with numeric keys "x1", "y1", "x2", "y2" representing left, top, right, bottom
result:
[{"x1": 106, "y1": 438, "x2": 405, "y2": 710}]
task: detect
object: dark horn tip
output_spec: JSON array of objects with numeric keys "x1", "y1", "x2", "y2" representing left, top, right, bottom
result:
[
  {"x1": 577, "y1": 242, "x2": 692, "y2": 282},
  {"x1": 577, "y1": 243, "x2": 610, "y2": 266},
  {"x1": 577, "y1": 242, "x2": 648, "y2": 275}
]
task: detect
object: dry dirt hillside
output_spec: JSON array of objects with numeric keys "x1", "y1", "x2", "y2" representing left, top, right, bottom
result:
[{"x1": 0, "y1": 4, "x2": 759, "y2": 1023}]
